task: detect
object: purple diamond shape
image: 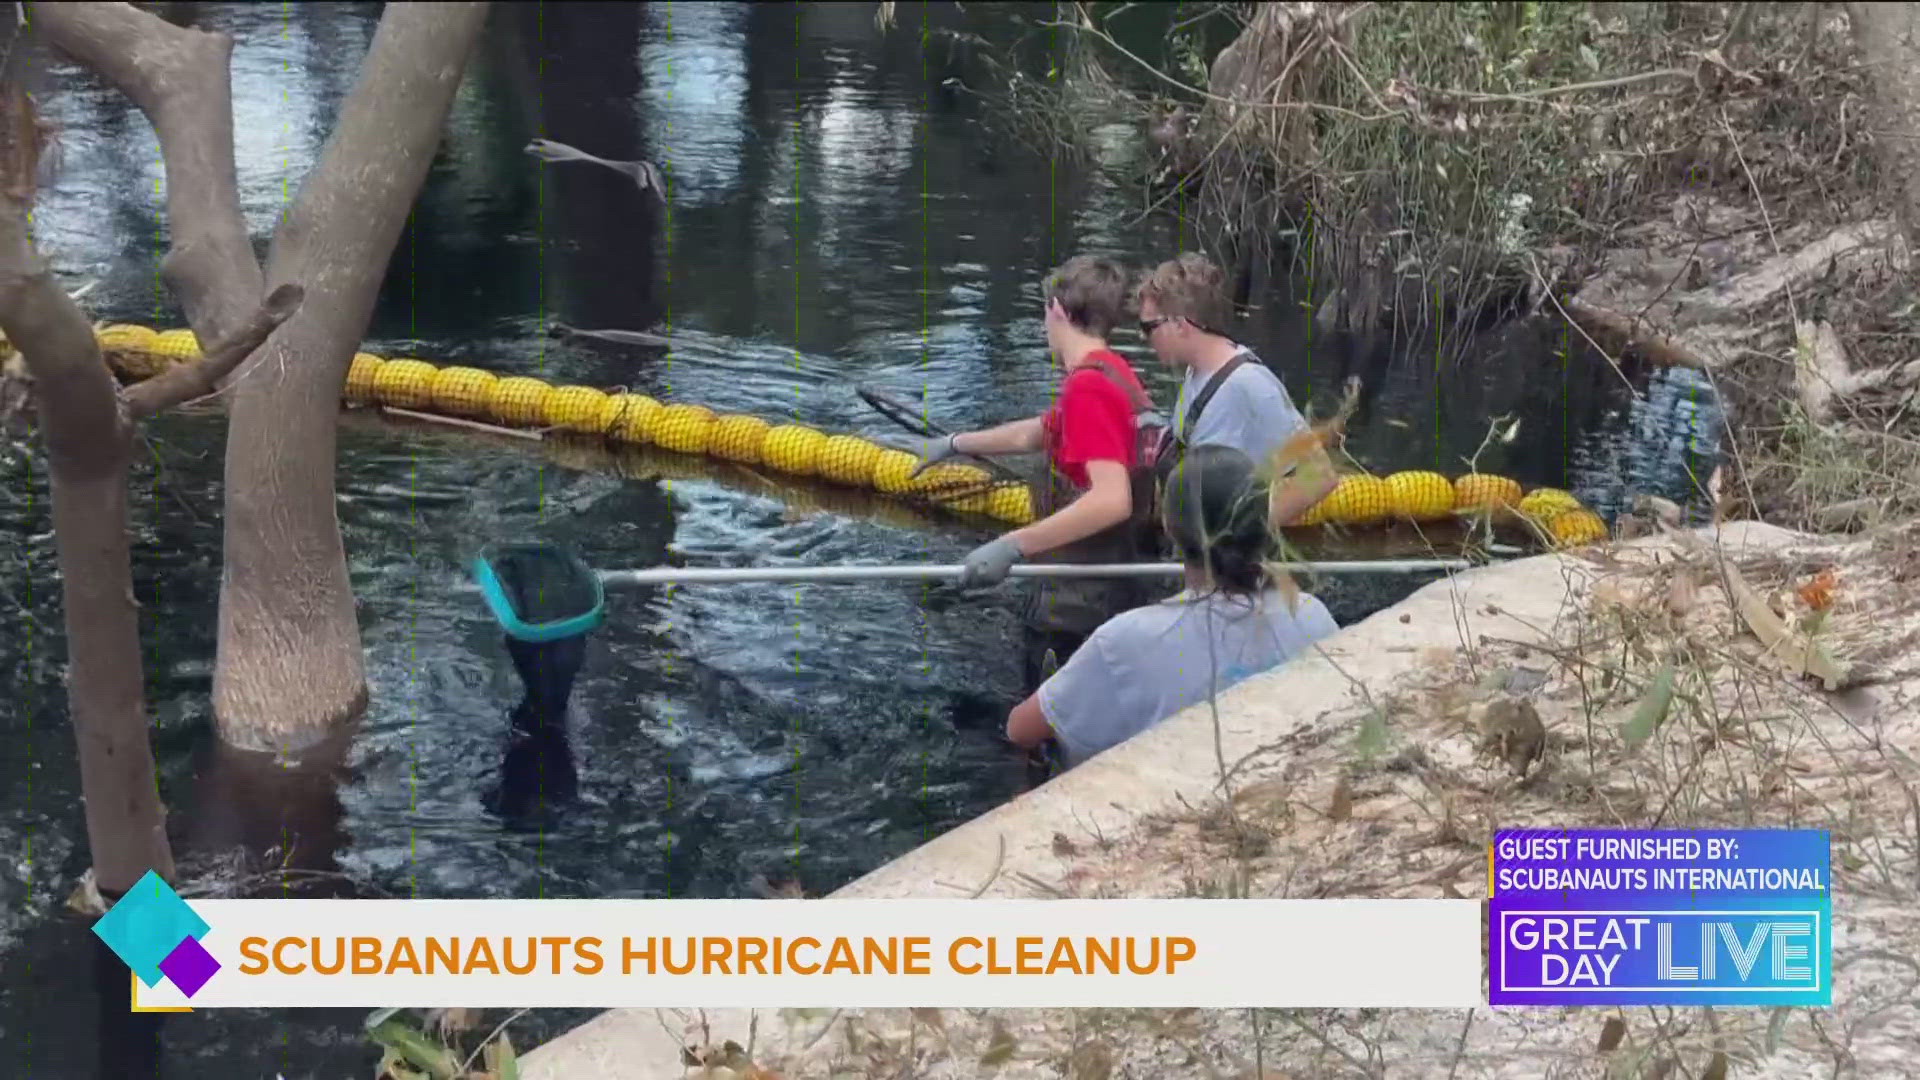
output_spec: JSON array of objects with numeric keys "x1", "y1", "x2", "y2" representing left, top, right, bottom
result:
[{"x1": 158, "y1": 935, "x2": 220, "y2": 998}]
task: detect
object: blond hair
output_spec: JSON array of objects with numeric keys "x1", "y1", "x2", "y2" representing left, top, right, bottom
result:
[
  {"x1": 1043, "y1": 255, "x2": 1133, "y2": 339},
  {"x1": 1134, "y1": 252, "x2": 1231, "y2": 332}
]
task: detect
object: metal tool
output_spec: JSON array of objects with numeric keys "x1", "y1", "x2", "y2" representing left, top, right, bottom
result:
[{"x1": 450, "y1": 557, "x2": 1482, "y2": 595}]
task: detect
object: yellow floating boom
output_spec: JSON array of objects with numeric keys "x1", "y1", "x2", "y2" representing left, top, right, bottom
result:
[{"x1": 90, "y1": 325, "x2": 1613, "y2": 547}]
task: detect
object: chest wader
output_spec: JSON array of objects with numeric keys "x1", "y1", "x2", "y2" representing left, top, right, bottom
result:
[
  {"x1": 1016, "y1": 361, "x2": 1167, "y2": 786},
  {"x1": 1018, "y1": 462, "x2": 1152, "y2": 692},
  {"x1": 1018, "y1": 464, "x2": 1160, "y2": 788}
]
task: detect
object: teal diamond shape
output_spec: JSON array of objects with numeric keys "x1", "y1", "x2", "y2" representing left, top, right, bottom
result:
[{"x1": 92, "y1": 870, "x2": 210, "y2": 987}]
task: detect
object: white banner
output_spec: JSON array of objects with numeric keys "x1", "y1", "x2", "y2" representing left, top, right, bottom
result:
[{"x1": 128, "y1": 898, "x2": 1485, "y2": 1009}]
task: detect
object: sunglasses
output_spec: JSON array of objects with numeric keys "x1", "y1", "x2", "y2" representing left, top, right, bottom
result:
[{"x1": 1143, "y1": 314, "x2": 1232, "y2": 339}]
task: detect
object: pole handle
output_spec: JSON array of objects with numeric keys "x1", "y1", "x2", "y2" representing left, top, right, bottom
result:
[{"x1": 582, "y1": 558, "x2": 1476, "y2": 588}]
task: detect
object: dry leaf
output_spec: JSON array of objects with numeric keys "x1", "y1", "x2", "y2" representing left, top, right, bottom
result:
[
  {"x1": 1721, "y1": 556, "x2": 1850, "y2": 689},
  {"x1": 1667, "y1": 571, "x2": 1697, "y2": 619},
  {"x1": 1475, "y1": 698, "x2": 1546, "y2": 776},
  {"x1": 910, "y1": 1008, "x2": 947, "y2": 1037},
  {"x1": 1596, "y1": 1016, "x2": 1626, "y2": 1052},
  {"x1": 1635, "y1": 494, "x2": 1682, "y2": 526},
  {"x1": 1796, "y1": 568, "x2": 1836, "y2": 611},
  {"x1": 65, "y1": 870, "x2": 105, "y2": 917},
  {"x1": 1707, "y1": 465, "x2": 1727, "y2": 524},
  {"x1": 429, "y1": 1007, "x2": 481, "y2": 1039},
  {"x1": 1069, "y1": 1040, "x2": 1114, "y2": 1080},
  {"x1": 1328, "y1": 778, "x2": 1353, "y2": 821},
  {"x1": 1622, "y1": 662, "x2": 1676, "y2": 752},
  {"x1": 978, "y1": 1020, "x2": 1018, "y2": 1067}
]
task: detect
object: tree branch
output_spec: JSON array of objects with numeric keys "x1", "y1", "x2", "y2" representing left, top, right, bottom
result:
[
  {"x1": 0, "y1": 210, "x2": 124, "y2": 470},
  {"x1": 124, "y1": 282, "x2": 304, "y2": 417},
  {"x1": 525, "y1": 137, "x2": 663, "y2": 200},
  {"x1": 31, "y1": 1, "x2": 264, "y2": 342},
  {"x1": 0, "y1": 82, "x2": 123, "y2": 469}
]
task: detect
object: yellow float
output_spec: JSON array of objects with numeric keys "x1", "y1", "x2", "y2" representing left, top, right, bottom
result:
[
  {"x1": 1547, "y1": 508, "x2": 1608, "y2": 548},
  {"x1": 370, "y1": 359, "x2": 437, "y2": 410},
  {"x1": 1385, "y1": 470, "x2": 1455, "y2": 522},
  {"x1": 1517, "y1": 486, "x2": 1582, "y2": 525},
  {"x1": 543, "y1": 385, "x2": 614, "y2": 435},
  {"x1": 489, "y1": 376, "x2": 552, "y2": 427},
  {"x1": 985, "y1": 483, "x2": 1034, "y2": 524},
  {"x1": 1319, "y1": 473, "x2": 1393, "y2": 526},
  {"x1": 709, "y1": 414, "x2": 772, "y2": 463},
  {"x1": 98, "y1": 324, "x2": 169, "y2": 380},
  {"x1": 870, "y1": 448, "x2": 920, "y2": 495},
  {"x1": 608, "y1": 394, "x2": 663, "y2": 443},
  {"x1": 429, "y1": 366, "x2": 499, "y2": 418},
  {"x1": 345, "y1": 353, "x2": 385, "y2": 404},
  {"x1": 150, "y1": 328, "x2": 201, "y2": 363},
  {"x1": 816, "y1": 434, "x2": 883, "y2": 487},
  {"x1": 652, "y1": 403, "x2": 715, "y2": 455},
  {"x1": 97, "y1": 324, "x2": 159, "y2": 353},
  {"x1": 1453, "y1": 473, "x2": 1523, "y2": 512},
  {"x1": 89, "y1": 323, "x2": 1620, "y2": 538},
  {"x1": 762, "y1": 424, "x2": 829, "y2": 477}
]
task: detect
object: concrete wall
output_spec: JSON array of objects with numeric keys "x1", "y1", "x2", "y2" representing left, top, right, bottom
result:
[{"x1": 519, "y1": 522, "x2": 1808, "y2": 1078}]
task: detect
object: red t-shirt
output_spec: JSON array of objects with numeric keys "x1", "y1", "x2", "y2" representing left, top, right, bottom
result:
[{"x1": 1042, "y1": 349, "x2": 1147, "y2": 489}]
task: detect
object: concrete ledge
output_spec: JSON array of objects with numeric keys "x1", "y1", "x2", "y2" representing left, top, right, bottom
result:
[{"x1": 520, "y1": 522, "x2": 1820, "y2": 1078}]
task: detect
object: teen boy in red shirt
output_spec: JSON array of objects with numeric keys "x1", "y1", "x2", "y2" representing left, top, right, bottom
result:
[{"x1": 893, "y1": 255, "x2": 1159, "y2": 693}]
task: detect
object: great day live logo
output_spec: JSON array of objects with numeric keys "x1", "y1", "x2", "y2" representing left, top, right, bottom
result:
[
  {"x1": 1488, "y1": 828, "x2": 1831, "y2": 1006},
  {"x1": 93, "y1": 870, "x2": 222, "y2": 1000}
]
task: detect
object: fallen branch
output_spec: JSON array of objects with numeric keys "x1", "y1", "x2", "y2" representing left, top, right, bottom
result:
[
  {"x1": 124, "y1": 283, "x2": 305, "y2": 417},
  {"x1": 524, "y1": 138, "x2": 663, "y2": 201},
  {"x1": 34, "y1": 1, "x2": 266, "y2": 342},
  {"x1": 552, "y1": 322, "x2": 672, "y2": 348},
  {"x1": 1665, "y1": 527, "x2": 1854, "y2": 691},
  {"x1": 377, "y1": 405, "x2": 544, "y2": 441},
  {"x1": 1793, "y1": 318, "x2": 1896, "y2": 426},
  {"x1": 1557, "y1": 295, "x2": 1716, "y2": 369}
]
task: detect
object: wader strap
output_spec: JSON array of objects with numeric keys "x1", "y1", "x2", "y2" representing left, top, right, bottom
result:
[
  {"x1": 1177, "y1": 349, "x2": 1252, "y2": 441},
  {"x1": 1086, "y1": 356, "x2": 1155, "y2": 415}
]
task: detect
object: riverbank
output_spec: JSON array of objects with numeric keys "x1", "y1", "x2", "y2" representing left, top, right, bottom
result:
[{"x1": 518, "y1": 518, "x2": 1918, "y2": 1078}]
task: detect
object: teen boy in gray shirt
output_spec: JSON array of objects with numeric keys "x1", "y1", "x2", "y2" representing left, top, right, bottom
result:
[{"x1": 1135, "y1": 254, "x2": 1337, "y2": 523}]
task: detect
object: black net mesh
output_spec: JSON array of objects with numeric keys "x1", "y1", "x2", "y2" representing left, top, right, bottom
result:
[{"x1": 486, "y1": 544, "x2": 600, "y2": 625}]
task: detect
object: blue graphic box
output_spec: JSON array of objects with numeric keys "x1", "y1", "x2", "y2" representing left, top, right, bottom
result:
[{"x1": 1487, "y1": 828, "x2": 1830, "y2": 1007}]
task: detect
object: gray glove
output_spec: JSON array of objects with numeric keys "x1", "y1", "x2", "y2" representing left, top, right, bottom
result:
[
  {"x1": 889, "y1": 433, "x2": 959, "y2": 478},
  {"x1": 958, "y1": 534, "x2": 1024, "y2": 589}
]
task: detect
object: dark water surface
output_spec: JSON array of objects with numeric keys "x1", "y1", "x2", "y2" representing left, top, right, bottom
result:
[{"x1": 0, "y1": 2, "x2": 1721, "y2": 1075}]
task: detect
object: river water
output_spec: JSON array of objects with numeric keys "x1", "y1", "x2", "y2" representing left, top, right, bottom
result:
[{"x1": 0, "y1": 2, "x2": 1722, "y2": 1075}]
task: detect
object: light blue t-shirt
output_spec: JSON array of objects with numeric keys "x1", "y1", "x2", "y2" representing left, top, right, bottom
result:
[
  {"x1": 1035, "y1": 587, "x2": 1340, "y2": 769},
  {"x1": 1172, "y1": 349, "x2": 1308, "y2": 469}
]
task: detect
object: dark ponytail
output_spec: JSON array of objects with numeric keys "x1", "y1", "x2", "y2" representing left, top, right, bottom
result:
[{"x1": 1161, "y1": 443, "x2": 1274, "y2": 600}]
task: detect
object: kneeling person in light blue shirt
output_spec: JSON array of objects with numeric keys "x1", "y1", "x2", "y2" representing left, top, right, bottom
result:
[{"x1": 1007, "y1": 444, "x2": 1341, "y2": 770}]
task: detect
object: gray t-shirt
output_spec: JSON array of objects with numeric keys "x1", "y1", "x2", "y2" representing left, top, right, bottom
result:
[
  {"x1": 1172, "y1": 349, "x2": 1308, "y2": 468},
  {"x1": 1035, "y1": 587, "x2": 1341, "y2": 769}
]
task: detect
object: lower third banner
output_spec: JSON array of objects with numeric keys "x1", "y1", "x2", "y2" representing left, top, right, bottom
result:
[
  {"x1": 1487, "y1": 828, "x2": 1831, "y2": 1006},
  {"x1": 94, "y1": 883, "x2": 1484, "y2": 1010}
]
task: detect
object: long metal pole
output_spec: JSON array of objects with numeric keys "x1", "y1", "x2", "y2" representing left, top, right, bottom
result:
[{"x1": 586, "y1": 557, "x2": 1477, "y2": 588}]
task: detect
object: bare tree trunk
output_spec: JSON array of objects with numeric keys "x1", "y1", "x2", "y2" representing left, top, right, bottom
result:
[
  {"x1": 0, "y1": 81, "x2": 301, "y2": 892},
  {"x1": 1851, "y1": 3, "x2": 1920, "y2": 251},
  {"x1": 0, "y1": 224, "x2": 171, "y2": 894},
  {"x1": 35, "y1": 1, "x2": 490, "y2": 752},
  {"x1": 216, "y1": 2, "x2": 489, "y2": 751}
]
